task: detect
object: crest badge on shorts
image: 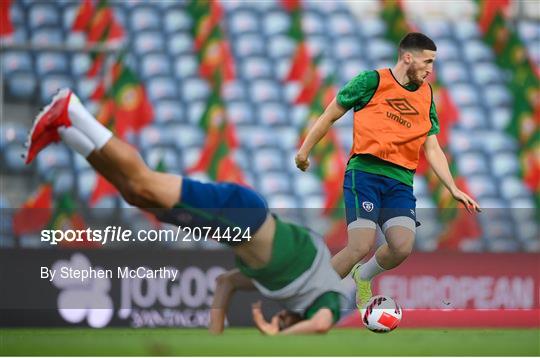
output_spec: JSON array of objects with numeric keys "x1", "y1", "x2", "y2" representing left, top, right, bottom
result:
[{"x1": 362, "y1": 201, "x2": 374, "y2": 212}]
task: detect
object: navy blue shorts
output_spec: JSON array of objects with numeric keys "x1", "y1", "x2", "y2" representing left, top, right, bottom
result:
[
  {"x1": 343, "y1": 170, "x2": 417, "y2": 230},
  {"x1": 156, "y1": 178, "x2": 269, "y2": 245}
]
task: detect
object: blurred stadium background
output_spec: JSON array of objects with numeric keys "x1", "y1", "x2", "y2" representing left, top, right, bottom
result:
[{"x1": 0, "y1": 0, "x2": 539, "y2": 339}]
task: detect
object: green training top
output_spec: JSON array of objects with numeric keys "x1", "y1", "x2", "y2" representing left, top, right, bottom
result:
[{"x1": 336, "y1": 70, "x2": 440, "y2": 186}]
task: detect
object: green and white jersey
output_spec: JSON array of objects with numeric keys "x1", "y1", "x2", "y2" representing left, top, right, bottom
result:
[
  {"x1": 337, "y1": 70, "x2": 441, "y2": 186},
  {"x1": 235, "y1": 216, "x2": 346, "y2": 322}
]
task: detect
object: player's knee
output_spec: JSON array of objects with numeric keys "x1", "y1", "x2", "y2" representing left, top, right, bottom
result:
[
  {"x1": 313, "y1": 316, "x2": 333, "y2": 334},
  {"x1": 390, "y1": 237, "x2": 414, "y2": 260},
  {"x1": 346, "y1": 231, "x2": 376, "y2": 260}
]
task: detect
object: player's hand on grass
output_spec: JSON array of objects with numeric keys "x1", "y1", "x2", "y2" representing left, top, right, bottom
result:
[
  {"x1": 252, "y1": 301, "x2": 279, "y2": 336},
  {"x1": 295, "y1": 153, "x2": 310, "y2": 171},
  {"x1": 451, "y1": 188, "x2": 481, "y2": 213}
]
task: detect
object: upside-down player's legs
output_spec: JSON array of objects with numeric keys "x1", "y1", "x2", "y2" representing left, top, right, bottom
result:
[{"x1": 25, "y1": 89, "x2": 182, "y2": 210}]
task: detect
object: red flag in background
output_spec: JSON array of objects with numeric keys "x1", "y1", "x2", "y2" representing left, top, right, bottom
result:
[
  {"x1": 72, "y1": 0, "x2": 95, "y2": 31},
  {"x1": 1, "y1": 0, "x2": 14, "y2": 37},
  {"x1": 477, "y1": 0, "x2": 510, "y2": 34},
  {"x1": 12, "y1": 184, "x2": 53, "y2": 236},
  {"x1": 89, "y1": 174, "x2": 118, "y2": 206}
]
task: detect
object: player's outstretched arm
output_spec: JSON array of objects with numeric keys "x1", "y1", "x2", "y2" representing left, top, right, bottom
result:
[
  {"x1": 209, "y1": 269, "x2": 255, "y2": 334},
  {"x1": 295, "y1": 98, "x2": 347, "y2": 171},
  {"x1": 252, "y1": 302, "x2": 333, "y2": 335},
  {"x1": 423, "y1": 135, "x2": 481, "y2": 213}
]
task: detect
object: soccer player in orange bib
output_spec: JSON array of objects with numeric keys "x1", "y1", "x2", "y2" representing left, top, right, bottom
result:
[{"x1": 295, "y1": 32, "x2": 481, "y2": 310}]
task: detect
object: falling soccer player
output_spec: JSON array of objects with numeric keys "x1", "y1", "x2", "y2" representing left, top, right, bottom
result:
[{"x1": 24, "y1": 88, "x2": 348, "y2": 335}]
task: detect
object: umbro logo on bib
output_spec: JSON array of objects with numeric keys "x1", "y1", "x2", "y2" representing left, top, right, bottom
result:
[{"x1": 362, "y1": 201, "x2": 374, "y2": 212}]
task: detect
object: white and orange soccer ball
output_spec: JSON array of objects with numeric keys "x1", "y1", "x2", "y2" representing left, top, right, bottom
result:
[{"x1": 360, "y1": 295, "x2": 402, "y2": 333}]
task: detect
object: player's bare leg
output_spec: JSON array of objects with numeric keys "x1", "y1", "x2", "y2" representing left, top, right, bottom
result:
[
  {"x1": 330, "y1": 227, "x2": 376, "y2": 277},
  {"x1": 373, "y1": 226, "x2": 415, "y2": 270},
  {"x1": 24, "y1": 88, "x2": 181, "y2": 210},
  {"x1": 87, "y1": 137, "x2": 181, "y2": 209}
]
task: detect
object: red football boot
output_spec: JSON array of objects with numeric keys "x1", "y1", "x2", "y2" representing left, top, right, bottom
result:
[{"x1": 24, "y1": 88, "x2": 73, "y2": 164}]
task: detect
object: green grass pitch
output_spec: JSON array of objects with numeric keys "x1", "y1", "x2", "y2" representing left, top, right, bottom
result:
[{"x1": 1, "y1": 328, "x2": 539, "y2": 356}]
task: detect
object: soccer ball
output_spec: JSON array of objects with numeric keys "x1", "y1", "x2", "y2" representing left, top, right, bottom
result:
[{"x1": 360, "y1": 295, "x2": 402, "y2": 333}]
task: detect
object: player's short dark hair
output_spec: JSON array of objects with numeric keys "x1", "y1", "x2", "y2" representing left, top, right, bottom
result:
[{"x1": 398, "y1": 32, "x2": 437, "y2": 57}]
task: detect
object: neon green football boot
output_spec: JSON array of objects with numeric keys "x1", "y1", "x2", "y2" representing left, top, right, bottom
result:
[{"x1": 351, "y1": 263, "x2": 372, "y2": 309}]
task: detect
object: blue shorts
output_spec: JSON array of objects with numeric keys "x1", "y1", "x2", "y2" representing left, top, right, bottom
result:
[
  {"x1": 155, "y1": 178, "x2": 269, "y2": 245},
  {"x1": 343, "y1": 170, "x2": 417, "y2": 230}
]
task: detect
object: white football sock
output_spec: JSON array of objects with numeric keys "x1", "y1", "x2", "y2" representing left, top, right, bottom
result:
[
  {"x1": 58, "y1": 126, "x2": 95, "y2": 158},
  {"x1": 68, "y1": 93, "x2": 112, "y2": 150},
  {"x1": 359, "y1": 255, "x2": 386, "y2": 281}
]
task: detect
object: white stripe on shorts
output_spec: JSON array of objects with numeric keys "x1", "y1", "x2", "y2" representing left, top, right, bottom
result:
[
  {"x1": 347, "y1": 218, "x2": 377, "y2": 231},
  {"x1": 382, "y1": 216, "x2": 416, "y2": 234}
]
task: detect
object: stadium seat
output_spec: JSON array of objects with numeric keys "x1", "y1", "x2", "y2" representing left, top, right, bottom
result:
[
  {"x1": 0, "y1": 122, "x2": 27, "y2": 149},
  {"x1": 482, "y1": 84, "x2": 512, "y2": 108},
  {"x1": 146, "y1": 77, "x2": 178, "y2": 101},
  {"x1": 419, "y1": 19, "x2": 452, "y2": 39},
  {"x1": 140, "y1": 53, "x2": 172, "y2": 79},
  {"x1": 238, "y1": 57, "x2": 274, "y2": 80},
  {"x1": 448, "y1": 83, "x2": 479, "y2": 107},
  {"x1": 237, "y1": 126, "x2": 277, "y2": 150},
  {"x1": 257, "y1": 102, "x2": 288, "y2": 126},
  {"x1": 6, "y1": 72, "x2": 36, "y2": 100},
  {"x1": 365, "y1": 38, "x2": 394, "y2": 62},
  {"x1": 9, "y1": 1, "x2": 25, "y2": 25},
  {"x1": 165, "y1": 123, "x2": 204, "y2": 149},
  {"x1": 294, "y1": 174, "x2": 323, "y2": 197},
  {"x1": 77, "y1": 169, "x2": 97, "y2": 202},
  {"x1": 138, "y1": 125, "x2": 175, "y2": 149},
  {"x1": 456, "y1": 151, "x2": 490, "y2": 176},
  {"x1": 478, "y1": 132, "x2": 517, "y2": 153},
  {"x1": 35, "y1": 145, "x2": 71, "y2": 173},
  {"x1": 463, "y1": 40, "x2": 494, "y2": 64},
  {"x1": 267, "y1": 35, "x2": 296, "y2": 60},
  {"x1": 130, "y1": 5, "x2": 161, "y2": 32},
  {"x1": 467, "y1": 175, "x2": 499, "y2": 198},
  {"x1": 334, "y1": 37, "x2": 363, "y2": 61},
  {"x1": 252, "y1": 148, "x2": 285, "y2": 172},
  {"x1": 226, "y1": 100, "x2": 256, "y2": 125},
  {"x1": 51, "y1": 168, "x2": 75, "y2": 194},
  {"x1": 222, "y1": 80, "x2": 247, "y2": 102},
  {"x1": 2, "y1": 142, "x2": 28, "y2": 173},
  {"x1": 232, "y1": 33, "x2": 266, "y2": 58},
  {"x1": 452, "y1": 19, "x2": 481, "y2": 41},
  {"x1": 28, "y1": 3, "x2": 60, "y2": 29},
  {"x1": 357, "y1": 18, "x2": 386, "y2": 39},
  {"x1": 438, "y1": 61, "x2": 469, "y2": 83},
  {"x1": 249, "y1": 79, "x2": 281, "y2": 103},
  {"x1": 274, "y1": 127, "x2": 299, "y2": 151},
  {"x1": 490, "y1": 153, "x2": 520, "y2": 177},
  {"x1": 471, "y1": 62, "x2": 501, "y2": 86},
  {"x1": 499, "y1": 176, "x2": 531, "y2": 200},
  {"x1": 328, "y1": 13, "x2": 357, "y2": 38},
  {"x1": 75, "y1": 77, "x2": 99, "y2": 101},
  {"x1": 262, "y1": 11, "x2": 290, "y2": 37},
  {"x1": 457, "y1": 106, "x2": 489, "y2": 130},
  {"x1": 228, "y1": 9, "x2": 260, "y2": 35},
  {"x1": 133, "y1": 31, "x2": 165, "y2": 55},
  {"x1": 70, "y1": 53, "x2": 91, "y2": 77},
  {"x1": 179, "y1": 77, "x2": 210, "y2": 102},
  {"x1": 31, "y1": 27, "x2": 63, "y2": 45},
  {"x1": 306, "y1": 34, "x2": 328, "y2": 59},
  {"x1": 40, "y1": 75, "x2": 74, "y2": 104},
  {"x1": 517, "y1": 20, "x2": 540, "y2": 43},
  {"x1": 267, "y1": 194, "x2": 300, "y2": 209},
  {"x1": 179, "y1": 146, "x2": 201, "y2": 170},
  {"x1": 173, "y1": 54, "x2": 198, "y2": 79},
  {"x1": 163, "y1": 9, "x2": 192, "y2": 33},
  {"x1": 302, "y1": 11, "x2": 326, "y2": 37},
  {"x1": 1, "y1": 52, "x2": 33, "y2": 74},
  {"x1": 167, "y1": 33, "x2": 194, "y2": 56},
  {"x1": 258, "y1": 172, "x2": 292, "y2": 196},
  {"x1": 154, "y1": 100, "x2": 186, "y2": 124},
  {"x1": 35, "y1": 52, "x2": 69, "y2": 76}
]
